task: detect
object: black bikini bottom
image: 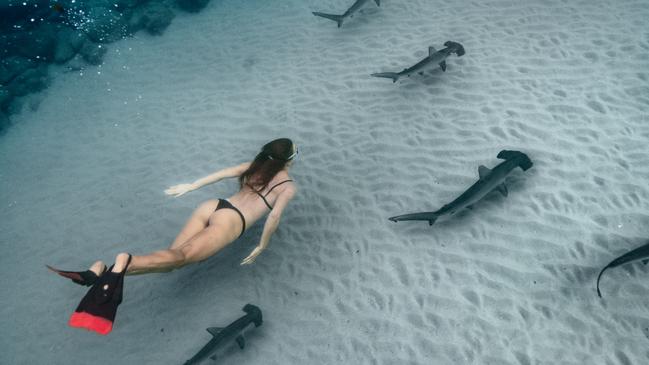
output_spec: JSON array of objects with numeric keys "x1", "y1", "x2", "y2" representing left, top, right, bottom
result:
[{"x1": 214, "y1": 199, "x2": 246, "y2": 238}]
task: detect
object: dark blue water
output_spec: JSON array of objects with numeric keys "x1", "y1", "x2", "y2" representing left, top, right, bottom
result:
[{"x1": 0, "y1": 0, "x2": 210, "y2": 132}]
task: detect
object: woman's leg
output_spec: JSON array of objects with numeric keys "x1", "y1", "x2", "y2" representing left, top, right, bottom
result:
[
  {"x1": 116, "y1": 211, "x2": 241, "y2": 276},
  {"x1": 87, "y1": 260, "x2": 107, "y2": 275},
  {"x1": 169, "y1": 200, "x2": 219, "y2": 250}
]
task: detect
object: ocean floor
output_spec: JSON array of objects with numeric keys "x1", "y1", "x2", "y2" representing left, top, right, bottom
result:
[{"x1": 1, "y1": 0, "x2": 649, "y2": 364}]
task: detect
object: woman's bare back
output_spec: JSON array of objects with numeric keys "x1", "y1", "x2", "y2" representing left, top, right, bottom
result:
[{"x1": 225, "y1": 170, "x2": 294, "y2": 228}]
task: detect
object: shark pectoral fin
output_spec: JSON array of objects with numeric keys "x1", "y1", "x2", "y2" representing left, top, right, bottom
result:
[
  {"x1": 235, "y1": 335, "x2": 245, "y2": 349},
  {"x1": 642, "y1": 259, "x2": 649, "y2": 265},
  {"x1": 439, "y1": 61, "x2": 447, "y2": 72},
  {"x1": 429, "y1": 46, "x2": 436, "y2": 56},
  {"x1": 206, "y1": 327, "x2": 224, "y2": 336},
  {"x1": 496, "y1": 183, "x2": 508, "y2": 197},
  {"x1": 478, "y1": 165, "x2": 491, "y2": 179}
]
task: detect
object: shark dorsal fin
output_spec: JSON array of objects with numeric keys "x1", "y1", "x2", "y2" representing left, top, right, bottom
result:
[
  {"x1": 496, "y1": 183, "x2": 508, "y2": 197},
  {"x1": 236, "y1": 335, "x2": 246, "y2": 349},
  {"x1": 429, "y1": 46, "x2": 436, "y2": 56},
  {"x1": 478, "y1": 165, "x2": 491, "y2": 179},
  {"x1": 207, "y1": 327, "x2": 224, "y2": 336}
]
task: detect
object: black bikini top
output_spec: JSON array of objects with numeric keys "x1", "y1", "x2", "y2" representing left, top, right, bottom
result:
[{"x1": 251, "y1": 179, "x2": 293, "y2": 210}]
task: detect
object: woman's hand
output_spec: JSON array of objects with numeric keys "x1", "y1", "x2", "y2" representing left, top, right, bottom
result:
[
  {"x1": 241, "y1": 246, "x2": 264, "y2": 265},
  {"x1": 164, "y1": 183, "x2": 195, "y2": 197}
]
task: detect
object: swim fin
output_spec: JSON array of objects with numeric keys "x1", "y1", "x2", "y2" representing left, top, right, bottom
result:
[
  {"x1": 47, "y1": 264, "x2": 107, "y2": 287},
  {"x1": 68, "y1": 254, "x2": 132, "y2": 335}
]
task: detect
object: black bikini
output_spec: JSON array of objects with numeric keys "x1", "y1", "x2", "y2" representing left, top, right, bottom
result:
[
  {"x1": 252, "y1": 179, "x2": 293, "y2": 210},
  {"x1": 214, "y1": 199, "x2": 247, "y2": 238},
  {"x1": 214, "y1": 179, "x2": 293, "y2": 238}
]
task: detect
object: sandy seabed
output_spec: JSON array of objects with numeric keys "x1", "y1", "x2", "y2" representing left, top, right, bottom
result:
[{"x1": 1, "y1": 0, "x2": 649, "y2": 364}]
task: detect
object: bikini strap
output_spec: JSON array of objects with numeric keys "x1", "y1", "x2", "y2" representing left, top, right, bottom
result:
[
  {"x1": 255, "y1": 191, "x2": 273, "y2": 210},
  {"x1": 263, "y1": 179, "x2": 294, "y2": 197},
  {"x1": 255, "y1": 179, "x2": 293, "y2": 210}
]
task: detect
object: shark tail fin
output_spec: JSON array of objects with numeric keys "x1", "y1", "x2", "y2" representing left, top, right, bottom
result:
[
  {"x1": 371, "y1": 72, "x2": 400, "y2": 83},
  {"x1": 312, "y1": 12, "x2": 344, "y2": 28},
  {"x1": 444, "y1": 41, "x2": 465, "y2": 57},
  {"x1": 497, "y1": 150, "x2": 533, "y2": 171},
  {"x1": 374, "y1": 0, "x2": 381, "y2": 6},
  {"x1": 596, "y1": 265, "x2": 610, "y2": 298},
  {"x1": 243, "y1": 304, "x2": 263, "y2": 326}
]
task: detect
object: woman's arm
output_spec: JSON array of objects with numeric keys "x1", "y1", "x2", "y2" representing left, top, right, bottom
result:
[
  {"x1": 165, "y1": 162, "x2": 251, "y2": 197},
  {"x1": 241, "y1": 184, "x2": 297, "y2": 265}
]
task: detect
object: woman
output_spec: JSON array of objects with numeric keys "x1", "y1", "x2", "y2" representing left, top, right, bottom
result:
[{"x1": 49, "y1": 138, "x2": 297, "y2": 334}]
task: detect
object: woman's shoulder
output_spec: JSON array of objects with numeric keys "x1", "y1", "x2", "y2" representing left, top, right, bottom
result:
[
  {"x1": 273, "y1": 174, "x2": 295, "y2": 186},
  {"x1": 271, "y1": 173, "x2": 296, "y2": 192}
]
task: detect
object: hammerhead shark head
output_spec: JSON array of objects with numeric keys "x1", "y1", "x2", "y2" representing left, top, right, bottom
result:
[
  {"x1": 596, "y1": 241, "x2": 649, "y2": 298},
  {"x1": 312, "y1": 0, "x2": 380, "y2": 28},
  {"x1": 184, "y1": 304, "x2": 263, "y2": 364},
  {"x1": 389, "y1": 150, "x2": 533, "y2": 226},
  {"x1": 372, "y1": 41, "x2": 465, "y2": 83}
]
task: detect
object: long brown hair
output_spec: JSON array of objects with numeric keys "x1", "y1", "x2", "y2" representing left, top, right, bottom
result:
[{"x1": 239, "y1": 138, "x2": 295, "y2": 191}]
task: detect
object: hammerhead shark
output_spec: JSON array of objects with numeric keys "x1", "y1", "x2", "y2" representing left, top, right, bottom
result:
[
  {"x1": 389, "y1": 150, "x2": 533, "y2": 226},
  {"x1": 596, "y1": 241, "x2": 649, "y2": 298},
  {"x1": 184, "y1": 304, "x2": 263, "y2": 364},
  {"x1": 372, "y1": 41, "x2": 465, "y2": 83},
  {"x1": 312, "y1": 0, "x2": 380, "y2": 28}
]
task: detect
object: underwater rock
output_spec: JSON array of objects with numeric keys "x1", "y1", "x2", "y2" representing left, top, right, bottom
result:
[
  {"x1": 0, "y1": 0, "x2": 51, "y2": 32},
  {"x1": 78, "y1": 40, "x2": 108, "y2": 65},
  {"x1": 10, "y1": 24, "x2": 59, "y2": 62},
  {"x1": 5, "y1": 64, "x2": 50, "y2": 97},
  {"x1": 0, "y1": 111, "x2": 9, "y2": 133},
  {"x1": 176, "y1": 0, "x2": 211, "y2": 13},
  {"x1": 83, "y1": 6, "x2": 130, "y2": 43},
  {"x1": 129, "y1": 2, "x2": 175, "y2": 35},
  {"x1": 65, "y1": 54, "x2": 87, "y2": 72},
  {"x1": 53, "y1": 28, "x2": 86, "y2": 64},
  {"x1": 92, "y1": 0, "x2": 148, "y2": 10},
  {"x1": 0, "y1": 56, "x2": 37, "y2": 84},
  {"x1": 118, "y1": 0, "x2": 151, "y2": 9},
  {"x1": 0, "y1": 86, "x2": 11, "y2": 111}
]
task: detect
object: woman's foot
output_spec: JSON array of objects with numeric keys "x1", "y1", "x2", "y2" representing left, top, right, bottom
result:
[
  {"x1": 47, "y1": 260, "x2": 107, "y2": 287},
  {"x1": 112, "y1": 253, "x2": 132, "y2": 273},
  {"x1": 100, "y1": 253, "x2": 132, "y2": 292},
  {"x1": 89, "y1": 261, "x2": 106, "y2": 276}
]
